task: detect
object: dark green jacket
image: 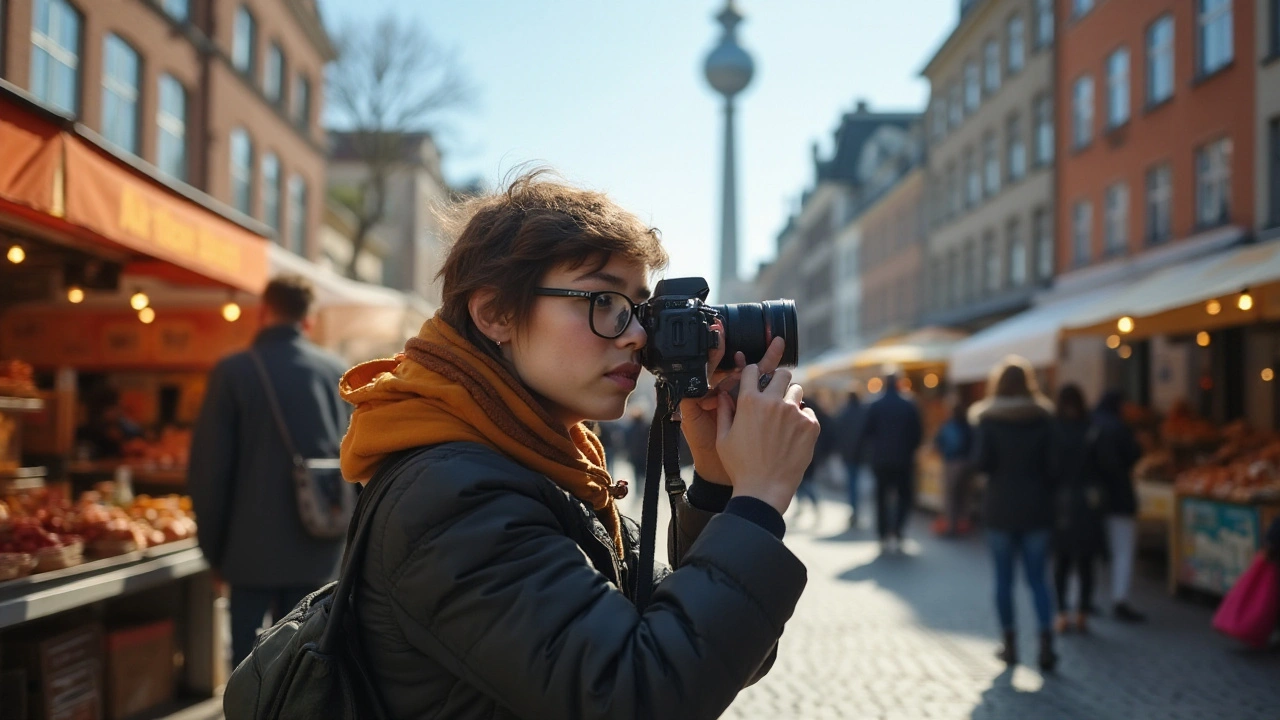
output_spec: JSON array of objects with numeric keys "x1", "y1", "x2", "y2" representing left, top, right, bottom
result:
[{"x1": 355, "y1": 442, "x2": 806, "y2": 719}]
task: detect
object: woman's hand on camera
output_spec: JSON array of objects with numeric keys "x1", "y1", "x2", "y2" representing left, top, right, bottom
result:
[
  {"x1": 678, "y1": 333, "x2": 786, "y2": 486},
  {"x1": 716, "y1": 363, "x2": 819, "y2": 515}
]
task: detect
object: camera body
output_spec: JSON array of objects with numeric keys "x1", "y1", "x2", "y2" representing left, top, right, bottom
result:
[{"x1": 638, "y1": 277, "x2": 798, "y2": 400}]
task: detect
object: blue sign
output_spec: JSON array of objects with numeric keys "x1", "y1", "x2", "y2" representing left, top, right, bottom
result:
[{"x1": 1179, "y1": 498, "x2": 1260, "y2": 594}]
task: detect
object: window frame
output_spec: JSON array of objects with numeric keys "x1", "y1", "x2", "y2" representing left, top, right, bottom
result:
[
  {"x1": 964, "y1": 59, "x2": 981, "y2": 111},
  {"x1": 1034, "y1": 94, "x2": 1054, "y2": 166},
  {"x1": 1197, "y1": 0, "x2": 1233, "y2": 77},
  {"x1": 1072, "y1": 75, "x2": 1094, "y2": 150},
  {"x1": 232, "y1": 5, "x2": 257, "y2": 76},
  {"x1": 156, "y1": 73, "x2": 187, "y2": 181},
  {"x1": 965, "y1": 146, "x2": 982, "y2": 208},
  {"x1": 262, "y1": 153, "x2": 282, "y2": 231},
  {"x1": 982, "y1": 231, "x2": 1001, "y2": 295},
  {"x1": 1145, "y1": 162, "x2": 1173, "y2": 244},
  {"x1": 1104, "y1": 182, "x2": 1129, "y2": 257},
  {"x1": 1106, "y1": 47, "x2": 1130, "y2": 129},
  {"x1": 288, "y1": 174, "x2": 307, "y2": 255},
  {"x1": 949, "y1": 82, "x2": 963, "y2": 128},
  {"x1": 1034, "y1": 207, "x2": 1054, "y2": 280},
  {"x1": 1007, "y1": 14, "x2": 1026, "y2": 74},
  {"x1": 30, "y1": 0, "x2": 82, "y2": 115},
  {"x1": 1146, "y1": 15, "x2": 1175, "y2": 106},
  {"x1": 264, "y1": 42, "x2": 285, "y2": 105},
  {"x1": 1034, "y1": 0, "x2": 1054, "y2": 49},
  {"x1": 101, "y1": 33, "x2": 141, "y2": 154},
  {"x1": 293, "y1": 74, "x2": 311, "y2": 129},
  {"x1": 1195, "y1": 137, "x2": 1232, "y2": 228},
  {"x1": 1072, "y1": 200, "x2": 1093, "y2": 267},
  {"x1": 983, "y1": 131, "x2": 1001, "y2": 197},
  {"x1": 1268, "y1": 118, "x2": 1280, "y2": 227},
  {"x1": 230, "y1": 128, "x2": 255, "y2": 216},
  {"x1": 1008, "y1": 218, "x2": 1027, "y2": 288},
  {"x1": 1007, "y1": 113, "x2": 1027, "y2": 182},
  {"x1": 983, "y1": 38, "x2": 1001, "y2": 94}
]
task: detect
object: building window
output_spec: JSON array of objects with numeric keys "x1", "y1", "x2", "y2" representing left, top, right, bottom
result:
[
  {"x1": 101, "y1": 34, "x2": 140, "y2": 154},
  {"x1": 1008, "y1": 219, "x2": 1027, "y2": 287},
  {"x1": 162, "y1": 0, "x2": 188, "y2": 22},
  {"x1": 1072, "y1": 200, "x2": 1093, "y2": 267},
  {"x1": 157, "y1": 74, "x2": 186, "y2": 181},
  {"x1": 1104, "y1": 183, "x2": 1129, "y2": 257},
  {"x1": 262, "y1": 153, "x2": 281, "y2": 231},
  {"x1": 965, "y1": 147, "x2": 981, "y2": 208},
  {"x1": 1106, "y1": 48, "x2": 1130, "y2": 128},
  {"x1": 1007, "y1": 15, "x2": 1025, "y2": 74},
  {"x1": 1072, "y1": 0, "x2": 1095, "y2": 20},
  {"x1": 233, "y1": 6, "x2": 256, "y2": 75},
  {"x1": 983, "y1": 39, "x2": 1001, "y2": 94},
  {"x1": 931, "y1": 99, "x2": 946, "y2": 140},
  {"x1": 1270, "y1": 118, "x2": 1280, "y2": 227},
  {"x1": 1007, "y1": 115, "x2": 1026, "y2": 182},
  {"x1": 983, "y1": 131, "x2": 1000, "y2": 197},
  {"x1": 965, "y1": 240, "x2": 980, "y2": 301},
  {"x1": 288, "y1": 174, "x2": 307, "y2": 255},
  {"x1": 964, "y1": 60, "x2": 980, "y2": 111},
  {"x1": 948, "y1": 162, "x2": 961, "y2": 216},
  {"x1": 1198, "y1": 0, "x2": 1233, "y2": 76},
  {"x1": 230, "y1": 128, "x2": 254, "y2": 215},
  {"x1": 293, "y1": 75, "x2": 311, "y2": 129},
  {"x1": 946, "y1": 249, "x2": 960, "y2": 305},
  {"x1": 30, "y1": 0, "x2": 81, "y2": 114},
  {"x1": 1034, "y1": 207, "x2": 1053, "y2": 280},
  {"x1": 1147, "y1": 16, "x2": 1175, "y2": 106},
  {"x1": 983, "y1": 232, "x2": 1001, "y2": 294},
  {"x1": 1146, "y1": 163, "x2": 1172, "y2": 244},
  {"x1": 1196, "y1": 137, "x2": 1232, "y2": 227},
  {"x1": 1034, "y1": 0, "x2": 1054, "y2": 48},
  {"x1": 1034, "y1": 94, "x2": 1054, "y2": 165},
  {"x1": 264, "y1": 43, "x2": 285, "y2": 105},
  {"x1": 1072, "y1": 75, "x2": 1094, "y2": 149},
  {"x1": 949, "y1": 83, "x2": 963, "y2": 128}
]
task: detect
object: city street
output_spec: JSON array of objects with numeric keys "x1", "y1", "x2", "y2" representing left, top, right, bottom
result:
[{"x1": 621, "y1": 486, "x2": 1280, "y2": 720}]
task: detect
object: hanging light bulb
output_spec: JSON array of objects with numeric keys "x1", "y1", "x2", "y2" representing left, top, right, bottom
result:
[
  {"x1": 1263, "y1": 368, "x2": 1275, "y2": 383},
  {"x1": 1238, "y1": 290, "x2": 1254, "y2": 311},
  {"x1": 1117, "y1": 316, "x2": 1135, "y2": 334},
  {"x1": 923, "y1": 372, "x2": 940, "y2": 389},
  {"x1": 1118, "y1": 344, "x2": 1133, "y2": 360},
  {"x1": 6, "y1": 245, "x2": 25, "y2": 264},
  {"x1": 130, "y1": 289, "x2": 150, "y2": 311},
  {"x1": 67, "y1": 286, "x2": 85, "y2": 304},
  {"x1": 1196, "y1": 331, "x2": 1211, "y2": 347},
  {"x1": 138, "y1": 307, "x2": 156, "y2": 324},
  {"x1": 222, "y1": 300, "x2": 242, "y2": 322},
  {"x1": 1205, "y1": 299, "x2": 1222, "y2": 316},
  {"x1": 1106, "y1": 334, "x2": 1121, "y2": 349},
  {"x1": 867, "y1": 377, "x2": 884, "y2": 394}
]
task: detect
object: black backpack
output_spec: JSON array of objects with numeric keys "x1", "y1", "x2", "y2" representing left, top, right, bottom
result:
[{"x1": 222, "y1": 448, "x2": 426, "y2": 720}]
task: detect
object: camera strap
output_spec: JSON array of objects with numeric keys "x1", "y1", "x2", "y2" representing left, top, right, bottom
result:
[{"x1": 634, "y1": 381, "x2": 687, "y2": 613}]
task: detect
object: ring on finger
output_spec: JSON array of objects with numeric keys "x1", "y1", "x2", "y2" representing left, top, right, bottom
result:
[{"x1": 758, "y1": 372, "x2": 773, "y2": 391}]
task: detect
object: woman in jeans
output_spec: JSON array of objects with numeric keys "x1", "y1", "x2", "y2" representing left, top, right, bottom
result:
[
  {"x1": 1052, "y1": 384, "x2": 1106, "y2": 633},
  {"x1": 970, "y1": 356, "x2": 1059, "y2": 671}
]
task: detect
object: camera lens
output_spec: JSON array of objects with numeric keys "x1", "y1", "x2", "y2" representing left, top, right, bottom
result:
[{"x1": 712, "y1": 299, "x2": 799, "y2": 371}]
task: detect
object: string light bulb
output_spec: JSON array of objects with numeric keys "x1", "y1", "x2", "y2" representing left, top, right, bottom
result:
[
  {"x1": 1206, "y1": 299, "x2": 1222, "y2": 316},
  {"x1": 1263, "y1": 368, "x2": 1275, "y2": 383},
  {"x1": 130, "y1": 289, "x2": 150, "y2": 311},
  {"x1": 1117, "y1": 316, "x2": 1135, "y2": 334},
  {"x1": 1106, "y1": 334, "x2": 1121, "y2": 349},
  {"x1": 923, "y1": 372, "x2": 940, "y2": 389},
  {"x1": 222, "y1": 300, "x2": 242, "y2": 322},
  {"x1": 1238, "y1": 290, "x2": 1254, "y2": 311},
  {"x1": 67, "y1": 286, "x2": 84, "y2": 304},
  {"x1": 1196, "y1": 331, "x2": 1211, "y2": 347},
  {"x1": 6, "y1": 245, "x2": 25, "y2": 264},
  {"x1": 1118, "y1": 344, "x2": 1133, "y2": 360},
  {"x1": 867, "y1": 377, "x2": 884, "y2": 394},
  {"x1": 138, "y1": 307, "x2": 156, "y2": 324}
]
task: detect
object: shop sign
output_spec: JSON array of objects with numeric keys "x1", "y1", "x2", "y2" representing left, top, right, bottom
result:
[{"x1": 1177, "y1": 498, "x2": 1260, "y2": 594}]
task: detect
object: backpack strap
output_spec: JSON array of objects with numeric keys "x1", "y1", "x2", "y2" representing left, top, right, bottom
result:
[{"x1": 319, "y1": 447, "x2": 430, "y2": 655}]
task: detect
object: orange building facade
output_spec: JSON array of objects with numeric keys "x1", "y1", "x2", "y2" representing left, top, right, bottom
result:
[{"x1": 1056, "y1": 0, "x2": 1257, "y2": 274}]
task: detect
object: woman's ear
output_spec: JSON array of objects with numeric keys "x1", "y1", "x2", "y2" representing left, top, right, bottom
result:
[{"x1": 468, "y1": 289, "x2": 512, "y2": 344}]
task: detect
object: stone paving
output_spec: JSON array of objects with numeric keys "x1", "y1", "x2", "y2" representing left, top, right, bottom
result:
[{"x1": 626, "y1": 486, "x2": 1280, "y2": 720}]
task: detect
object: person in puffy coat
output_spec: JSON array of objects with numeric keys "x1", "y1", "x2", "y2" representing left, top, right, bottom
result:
[{"x1": 336, "y1": 170, "x2": 819, "y2": 720}]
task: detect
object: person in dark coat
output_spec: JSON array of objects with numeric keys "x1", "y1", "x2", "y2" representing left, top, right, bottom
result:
[
  {"x1": 853, "y1": 373, "x2": 924, "y2": 550},
  {"x1": 969, "y1": 355, "x2": 1058, "y2": 671},
  {"x1": 835, "y1": 391, "x2": 865, "y2": 528},
  {"x1": 933, "y1": 396, "x2": 973, "y2": 536},
  {"x1": 1095, "y1": 389, "x2": 1145, "y2": 622},
  {"x1": 1051, "y1": 384, "x2": 1106, "y2": 634},
  {"x1": 188, "y1": 275, "x2": 351, "y2": 667},
  {"x1": 331, "y1": 172, "x2": 818, "y2": 719},
  {"x1": 795, "y1": 401, "x2": 834, "y2": 523}
]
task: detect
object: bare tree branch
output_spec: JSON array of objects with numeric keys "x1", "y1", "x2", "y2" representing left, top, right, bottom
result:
[{"x1": 327, "y1": 13, "x2": 473, "y2": 280}]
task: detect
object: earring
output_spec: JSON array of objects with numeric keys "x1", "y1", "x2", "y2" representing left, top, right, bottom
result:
[{"x1": 495, "y1": 340, "x2": 502, "y2": 347}]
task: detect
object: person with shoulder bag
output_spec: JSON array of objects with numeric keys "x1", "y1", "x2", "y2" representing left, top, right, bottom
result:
[
  {"x1": 187, "y1": 275, "x2": 352, "y2": 668},
  {"x1": 225, "y1": 170, "x2": 819, "y2": 720}
]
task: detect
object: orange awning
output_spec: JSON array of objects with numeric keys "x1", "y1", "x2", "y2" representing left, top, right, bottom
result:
[{"x1": 0, "y1": 93, "x2": 269, "y2": 294}]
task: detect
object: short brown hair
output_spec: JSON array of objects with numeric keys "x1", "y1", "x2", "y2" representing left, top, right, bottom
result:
[
  {"x1": 438, "y1": 169, "x2": 668, "y2": 348},
  {"x1": 262, "y1": 274, "x2": 315, "y2": 322}
]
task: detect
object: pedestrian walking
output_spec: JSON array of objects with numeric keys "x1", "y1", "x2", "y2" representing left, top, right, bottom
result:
[
  {"x1": 853, "y1": 372, "x2": 924, "y2": 552},
  {"x1": 328, "y1": 171, "x2": 817, "y2": 718},
  {"x1": 796, "y1": 401, "x2": 833, "y2": 525},
  {"x1": 835, "y1": 390, "x2": 865, "y2": 529},
  {"x1": 1052, "y1": 384, "x2": 1107, "y2": 634},
  {"x1": 187, "y1": 275, "x2": 351, "y2": 668},
  {"x1": 1095, "y1": 390, "x2": 1146, "y2": 622},
  {"x1": 933, "y1": 396, "x2": 973, "y2": 536},
  {"x1": 969, "y1": 356, "x2": 1058, "y2": 671}
]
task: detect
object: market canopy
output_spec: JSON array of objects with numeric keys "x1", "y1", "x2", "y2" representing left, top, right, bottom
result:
[
  {"x1": 801, "y1": 326, "x2": 967, "y2": 384},
  {"x1": 1062, "y1": 238, "x2": 1280, "y2": 338},
  {"x1": 949, "y1": 288, "x2": 1115, "y2": 383}
]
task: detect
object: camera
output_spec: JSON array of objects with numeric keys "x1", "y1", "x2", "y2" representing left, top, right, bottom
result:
[{"x1": 638, "y1": 277, "x2": 798, "y2": 399}]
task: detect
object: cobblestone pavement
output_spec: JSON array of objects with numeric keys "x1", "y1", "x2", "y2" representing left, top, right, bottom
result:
[{"x1": 628, "y1": 486, "x2": 1280, "y2": 720}]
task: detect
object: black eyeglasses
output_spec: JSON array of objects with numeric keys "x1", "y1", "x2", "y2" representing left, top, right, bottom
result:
[{"x1": 534, "y1": 288, "x2": 646, "y2": 339}]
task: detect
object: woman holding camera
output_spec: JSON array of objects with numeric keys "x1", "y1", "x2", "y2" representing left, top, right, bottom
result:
[{"x1": 337, "y1": 171, "x2": 819, "y2": 719}]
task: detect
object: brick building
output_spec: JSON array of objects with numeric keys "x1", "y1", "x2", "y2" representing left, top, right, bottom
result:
[{"x1": 1, "y1": 0, "x2": 333, "y2": 259}]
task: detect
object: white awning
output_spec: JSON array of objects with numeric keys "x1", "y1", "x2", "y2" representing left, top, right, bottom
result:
[{"x1": 948, "y1": 289, "x2": 1114, "y2": 383}]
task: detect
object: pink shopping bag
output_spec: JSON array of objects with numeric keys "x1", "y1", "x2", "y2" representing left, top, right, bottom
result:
[{"x1": 1211, "y1": 553, "x2": 1279, "y2": 649}]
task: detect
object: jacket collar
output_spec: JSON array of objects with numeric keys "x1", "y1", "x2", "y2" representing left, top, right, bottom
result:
[
  {"x1": 253, "y1": 323, "x2": 303, "y2": 346},
  {"x1": 969, "y1": 395, "x2": 1054, "y2": 424}
]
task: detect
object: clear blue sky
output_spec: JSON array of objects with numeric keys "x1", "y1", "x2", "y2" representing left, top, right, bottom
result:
[{"x1": 316, "y1": 0, "x2": 958, "y2": 301}]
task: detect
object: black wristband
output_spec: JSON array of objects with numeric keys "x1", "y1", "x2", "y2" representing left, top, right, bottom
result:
[
  {"x1": 686, "y1": 472, "x2": 732, "y2": 512},
  {"x1": 724, "y1": 496, "x2": 786, "y2": 540}
]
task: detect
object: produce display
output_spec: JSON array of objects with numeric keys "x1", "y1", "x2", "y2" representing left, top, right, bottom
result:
[
  {"x1": 120, "y1": 426, "x2": 192, "y2": 467},
  {"x1": 0, "y1": 486, "x2": 196, "y2": 582}
]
